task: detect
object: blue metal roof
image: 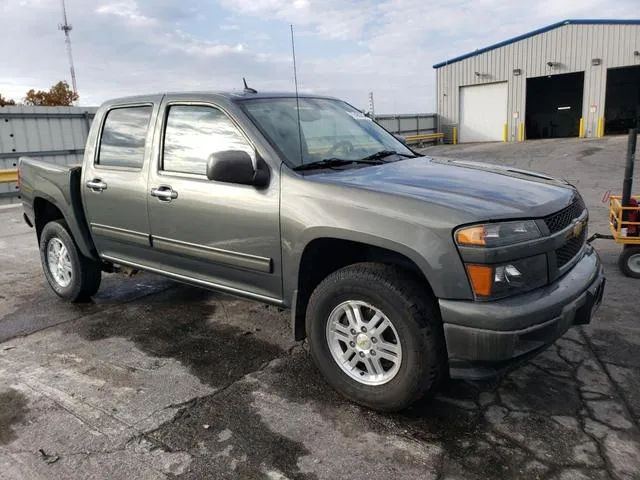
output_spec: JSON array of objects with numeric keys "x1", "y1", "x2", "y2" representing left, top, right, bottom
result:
[{"x1": 433, "y1": 19, "x2": 640, "y2": 69}]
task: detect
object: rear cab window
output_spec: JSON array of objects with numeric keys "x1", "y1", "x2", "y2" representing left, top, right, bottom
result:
[{"x1": 97, "y1": 105, "x2": 153, "y2": 169}]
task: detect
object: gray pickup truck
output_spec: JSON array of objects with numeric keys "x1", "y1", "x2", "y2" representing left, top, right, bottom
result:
[{"x1": 19, "y1": 91, "x2": 605, "y2": 411}]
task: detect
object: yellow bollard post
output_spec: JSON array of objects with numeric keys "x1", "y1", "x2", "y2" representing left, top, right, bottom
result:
[
  {"x1": 579, "y1": 117, "x2": 584, "y2": 138},
  {"x1": 503, "y1": 123, "x2": 508, "y2": 142},
  {"x1": 597, "y1": 116, "x2": 603, "y2": 138},
  {"x1": 452, "y1": 126, "x2": 457, "y2": 145},
  {"x1": 518, "y1": 122, "x2": 524, "y2": 142}
]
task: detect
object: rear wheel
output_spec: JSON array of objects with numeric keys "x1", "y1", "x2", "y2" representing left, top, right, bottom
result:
[
  {"x1": 39, "y1": 220, "x2": 102, "y2": 302},
  {"x1": 618, "y1": 246, "x2": 640, "y2": 279},
  {"x1": 306, "y1": 262, "x2": 446, "y2": 412}
]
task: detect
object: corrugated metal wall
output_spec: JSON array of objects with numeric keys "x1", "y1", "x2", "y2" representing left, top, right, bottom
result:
[
  {"x1": 0, "y1": 106, "x2": 97, "y2": 204},
  {"x1": 436, "y1": 23, "x2": 640, "y2": 141}
]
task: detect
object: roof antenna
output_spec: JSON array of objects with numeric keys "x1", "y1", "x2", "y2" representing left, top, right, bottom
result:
[
  {"x1": 243, "y1": 77, "x2": 257, "y2": 94},
  {"x1": 290, "y1": 24, "x2": 304, "y2": 166}
]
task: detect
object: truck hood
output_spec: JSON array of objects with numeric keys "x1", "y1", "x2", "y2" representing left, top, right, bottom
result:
[{"x1": 311, "y1": 156, "x2": 576, "y2": 220}]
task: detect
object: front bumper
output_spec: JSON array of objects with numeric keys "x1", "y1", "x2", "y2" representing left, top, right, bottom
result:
[{"x1": 439, "y1": 246, "x2": 605, "y2": 380}]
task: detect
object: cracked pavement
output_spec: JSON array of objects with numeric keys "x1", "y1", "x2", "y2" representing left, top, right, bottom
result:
[{"x1": 1, "y1": 136, "x2": 639, "y2": 479}]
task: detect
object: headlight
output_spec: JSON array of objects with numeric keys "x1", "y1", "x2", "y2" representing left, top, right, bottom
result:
[
  {"x1": 455, "y1": 220, "x2": 541, "y2": 247},
  {"x1": 465, "y1": 255, "x2": 547, "y2": 300}
]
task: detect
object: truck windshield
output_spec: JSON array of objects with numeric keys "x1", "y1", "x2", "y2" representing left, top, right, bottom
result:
[{"x1": 241, "y1": 97, "x2": 414, "y2": 169}]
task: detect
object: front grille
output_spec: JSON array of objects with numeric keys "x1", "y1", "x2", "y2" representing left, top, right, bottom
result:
[
  {"x1": 544, "y1": 196, "x2": 586, "y2": 234},
  {"x1": 556, "y1": 228, "x2": 587, "y2": 268}
]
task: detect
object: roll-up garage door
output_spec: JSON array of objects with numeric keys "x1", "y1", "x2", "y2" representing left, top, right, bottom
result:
[{"x1": 459, "y1": 82, "x2": 508, "y2": 143}]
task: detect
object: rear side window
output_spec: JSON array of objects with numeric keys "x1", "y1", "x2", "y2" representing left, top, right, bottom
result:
[
  {"x1": 97, "y1": 106, "x2": 152, "y2": 168},
  {"x1": 162, "y1": 105, "x2": 253, "y2": 175}
]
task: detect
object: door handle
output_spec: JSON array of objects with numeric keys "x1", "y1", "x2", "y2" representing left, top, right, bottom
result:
[
  {"x1": 151, "y1": 186, "x2": 178, "y2": 201},
  {"x1": 86, "y1": 179, "x2": 107, "y2": 191}
]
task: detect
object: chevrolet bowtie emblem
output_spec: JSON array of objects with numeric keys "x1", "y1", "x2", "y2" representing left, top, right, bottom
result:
[{"x1": 571, "y1": 220, "x2": 584, "y2": 238}]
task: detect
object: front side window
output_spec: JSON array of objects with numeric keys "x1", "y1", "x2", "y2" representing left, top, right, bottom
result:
[
  {"x1": 98, "y1": 106, "x2": 152, "y2": 168},
  {"x1": 241, "y1": 97, "x2": 413, "y2": 168},
  {"x1": 162, "y1": 105, "x2": 253, "y2": 175}
]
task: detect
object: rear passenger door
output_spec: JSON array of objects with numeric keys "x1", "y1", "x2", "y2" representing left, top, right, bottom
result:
[{"x1": 82, "y1": 99, "x2": 160, "y2": 263}]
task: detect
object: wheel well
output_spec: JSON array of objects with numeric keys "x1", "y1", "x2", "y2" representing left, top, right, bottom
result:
[
  {"x1": 293, "y1": 238, "x2": 434, "y2": 340},
  {"x1": 34, "y1": 198, "x2": 64, "y2": 242}
]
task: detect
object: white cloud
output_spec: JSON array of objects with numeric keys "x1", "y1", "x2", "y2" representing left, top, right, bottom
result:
[
  {"x1": 96, "y1": 1, "x2": 157, "y2": 27},
  {"x1": 248, "y1": 31, "x2": 272, "y2": 41},
  {"x1": 164, "y1": 29, "x2": 247, "y2": 57},
  {"x1": 174, "y1": 41, "x2": 245, "y2": 57},
  {"x1": 218, "y1": 0, "x2": 374, "y2": 40},
  {"x1": 255, "y1": 52, "x2": 290, "y2": 63},
  {"x1": 531, "y1": 0, "x2": 635, "y2": 19},
  {"x1": 1, "y1": 0, "x2": 638, "y2": 112}
]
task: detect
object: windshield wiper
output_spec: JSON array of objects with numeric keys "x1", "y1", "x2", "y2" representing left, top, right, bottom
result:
[
  {"x1": 360, "y1": 150, "x2": 416, "y2": 161},
  {"x1": 293, "y1": 151, "x2": 418, "y2": 171},
  {"x1": 292, "y1": 157, "x2": 386, "y2": 171}
]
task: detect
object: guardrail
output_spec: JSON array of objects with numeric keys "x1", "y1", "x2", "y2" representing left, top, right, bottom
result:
[
  {"x1": 0, "y1": 170, "x2": 20, "y2": 201},
  {"x1": 0, "y1": 169, "x2": 18, "y2": 200},
  {"x1": 404, "y1": 132, "x2": 444, "y2": 147},
  {"x1": 0, "y1": 169, "x2": 17, "y2": 184}
]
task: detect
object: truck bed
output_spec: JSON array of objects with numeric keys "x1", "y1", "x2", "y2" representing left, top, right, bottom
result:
[{"x1": 19, "y1": 157, "x2": 96, "y2": 259}]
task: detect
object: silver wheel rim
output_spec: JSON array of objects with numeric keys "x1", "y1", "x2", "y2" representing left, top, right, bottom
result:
[
  {"x1": 47, "y1": 238, "x2": 73, "y2": 288},
  {"x1": 628, "y1": 253, "x2": 640, "y2": 275},
  {"x1": 325, "y1": 300, "x2": 402, "y2": 386}
]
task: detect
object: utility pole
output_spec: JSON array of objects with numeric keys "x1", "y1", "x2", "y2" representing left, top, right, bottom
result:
[{"x1": 58, "y1": 0, "x2": 78, "y2": 98}]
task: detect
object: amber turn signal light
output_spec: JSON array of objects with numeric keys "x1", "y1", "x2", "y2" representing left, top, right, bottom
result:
[{"x1": 465, "y1": 264, "x2": 493, "y2": 297}]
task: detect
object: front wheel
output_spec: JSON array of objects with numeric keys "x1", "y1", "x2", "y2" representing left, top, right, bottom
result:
[
  {"x1": 619, "y1": 246, "x2": 640, "y2": 279},
  {"x1": 39, "y1": 220, "x2": 102, "y2": 302},
  {"x1": 306, "y1": 263, "x2": 446, "y2": 412}
]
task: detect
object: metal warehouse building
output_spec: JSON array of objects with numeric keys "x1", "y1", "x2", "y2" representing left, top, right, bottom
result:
[{"x1": 434, "y1": 19, "x2": 640, "y2": 143}]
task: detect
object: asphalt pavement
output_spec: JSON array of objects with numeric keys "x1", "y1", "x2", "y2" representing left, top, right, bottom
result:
[{"x1": 1, "y1": 136, "x2": 639, "y2": 479}]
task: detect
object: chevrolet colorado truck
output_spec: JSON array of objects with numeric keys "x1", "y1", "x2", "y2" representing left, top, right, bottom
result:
[{"x1": 19, "y1": 91, "x2": 605, "y2": 411}]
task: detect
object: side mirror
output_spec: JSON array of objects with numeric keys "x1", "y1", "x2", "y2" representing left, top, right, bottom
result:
[{"x1": 206, "y1": 150, "x2": 269, "y2": 187}]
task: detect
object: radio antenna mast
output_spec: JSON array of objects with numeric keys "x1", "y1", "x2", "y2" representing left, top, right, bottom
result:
[
  {"x1": 290, "y1": 24, "x2": 304, "y2": 165},
  {"x1": 58, "y1": 0, "x2": 78, "y2": 98}
]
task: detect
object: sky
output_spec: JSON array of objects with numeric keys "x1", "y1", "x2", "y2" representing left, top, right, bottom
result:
[{"x1": 0, "y1": 0, "x2": 638, "y2": 113}]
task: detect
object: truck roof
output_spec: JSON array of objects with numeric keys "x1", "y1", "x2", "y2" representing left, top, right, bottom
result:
[{"x1": 102, "y1": 90, "x2": 339, "y2": 107}]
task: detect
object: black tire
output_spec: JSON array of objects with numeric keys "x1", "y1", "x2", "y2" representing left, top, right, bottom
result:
[
  {"x1": 306, "y1": 262, "x2": 446, "y2": 412},
  {"x1": 39, "y1": 220, "x2": 102, "y2": 302},
  {"x1": 618, "y1": 246, "x2": 640, "y2": 279}
]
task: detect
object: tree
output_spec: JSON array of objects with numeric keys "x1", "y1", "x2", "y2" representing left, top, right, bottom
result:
[
  {"x1": 24, "y1": 81, "x2": 78, "y2": 106},
  {"x1": 0, "y1": 94, "x2": 16, "y2": 106}
]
